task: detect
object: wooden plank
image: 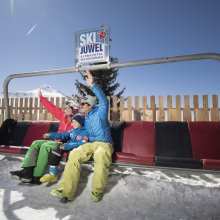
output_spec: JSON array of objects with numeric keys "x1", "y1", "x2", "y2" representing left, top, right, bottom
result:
[
  {"x1": 211, "y1": 108, "x2": 219, "y2": 121},
  {"x1": 157, "y1": 96, "x2": 165, "y2": 121},
  {"x1": 112, "y1": 96, "x2": 118, "y2": 121},
  {"x1": 24, "y1": 98, "x2": 28, "y2": 114},
  {"x1": 183, "y1": 95, "x2": 191, "y2": 121},
  {"x1": 9, "y1": 98, "x2": 14, "y2": 119},
  {"x1": 150, "y1": 96, "x2": 156, "y2": 121},
  {"x1": 168, "y1": 108, "x2": 181, "y2": 121},
  {"x1": 195, "y1": 108, "x2": 204, "y2": 121},
  {"x1": 19, "y1": 98, "x2": 24, "y2": 115},
  {"x1": 0, "y1": 98, "x2": 3, "y2": 123},
  {"x1": 167, "y1": 96, "x2": 172, "y2": 109},
  {"x1": 0, "y1": 98, "x2": 2, "y2": 123},
  {"x1": 14, "y1": 98, "x2": 19, "y2": 119},
  {"x1": 24, "y1": 113, "x2": 30, "y2": 120},
  {"x1": 211, "y1": 95, "x2": 219, "y2": 121},
  {"x1": 176, "y1": 95, "x2": 181, "y2": 121},
  {"x1": 212, "y1": 95, "x2": 218, "y2": 108},
  {"x1": 134, "y1": 96, "x2": 140, "y2": 121},
  {"x1": 144, "y1": 109, "x2": 154, "y2": 121},
  {"x1": 39, "y1": 112, "x2": 45, "y2": 120},
  {"x1": 51, "y1": 97, "x2": 58, "y2": 121},
  {"x1": 46, "y1": 113, "x2": 53, "y2": 121},
  {"x1": 29, "y1": 98, "x2": 33, "y2": 120},
  {"x1": 127, "y1": 96, "x2": 132, "y2": 121},
  {"x1": 0, "y1": 114, "x2": 3, "y2": 124},
  {"x1": 195, "y1": 108, "x2": 209, "y2": 121},
  {"x1": 202, "y1": 95, "x2": 209, "y2": 121},
  {"x1": 193, "y1": 95, "x2": 199, "y2": 121},
  {"x1": 61, "y1": 97, "x2": 66, "y2": 109},
  {"x1": 119, "y1": 96, "x2": 124, "y2": 121},
  {"x1": 142, "y1": 96, "x2": 147, "y2": 121},
  {"x1": 121, "y1": 109, "x2": 129, "y2": 121},
  {"x1": 0, "y1": 98, "x2": 4, "y2": 122},
  {"x1": 32, "y1": 97, "x2": 38, "y2": 121}
]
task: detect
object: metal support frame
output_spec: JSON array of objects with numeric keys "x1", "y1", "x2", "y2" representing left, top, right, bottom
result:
[{"x1": 3, "y1": 52, "x2": 220, "y2": 119}]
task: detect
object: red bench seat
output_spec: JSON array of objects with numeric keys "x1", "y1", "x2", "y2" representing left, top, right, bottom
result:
[{"x1": 114, "y1": 121, "x2": 155, "y2": 166}]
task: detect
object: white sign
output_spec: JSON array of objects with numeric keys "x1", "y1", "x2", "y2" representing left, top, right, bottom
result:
[{"x1": 75, "y1": 26, "x2": 110, "y2": 66}]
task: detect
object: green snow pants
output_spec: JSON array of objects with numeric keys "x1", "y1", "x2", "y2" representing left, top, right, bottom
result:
[
  {"x1": 22, "y1": 140, "x2": 62, "y2": 177},
  {"x1": 56, "y1": 141, "x2": 113, "y2": 201}
]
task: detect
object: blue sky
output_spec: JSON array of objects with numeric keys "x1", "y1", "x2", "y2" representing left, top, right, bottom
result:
[{"x1": 1, "y1": 0, "x2": 220, "y2": 103}]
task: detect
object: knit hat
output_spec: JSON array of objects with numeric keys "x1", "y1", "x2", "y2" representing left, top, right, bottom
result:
[
  {"x1": 81, "y1": 95, "x2": 97, "y2": 107},
  {"x1": 72, "y1": 114, "x2": 85, "y2": 126}
]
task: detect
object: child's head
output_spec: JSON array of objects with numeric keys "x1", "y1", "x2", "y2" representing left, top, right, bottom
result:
[
  {"x1": 65, "y1": 100, "x2": 79, "y2": 116},
  {"x1": 71, "y1": 114, "x2": 85, "y2": 128}
]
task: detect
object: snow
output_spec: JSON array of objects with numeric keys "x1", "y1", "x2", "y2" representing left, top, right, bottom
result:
[
  {"x1": 0, "y1": 85, "x2": 66, "y2": 98},
  {"x1": 0, "y1": 154, "x2": 220, "y2": 220}
]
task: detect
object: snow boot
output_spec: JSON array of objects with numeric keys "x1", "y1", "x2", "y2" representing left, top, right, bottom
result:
[
  {"x1": 30, "y1": 176, "x2": 42, "y2": 185},
  {"x1": 91, "y1": 192, "x2": 102, "y2": 202},
  {"x1": 10, "y1": 167, "x2": 34, "y2": 183},
  {"x1": 40, "y1": 174, "x2": 58, "y2": 183},
  {"x1": 40, "y1": 165, "x2": 58, "y2": 183},
  {"x1": 50, "y1": 189, "x2": 63, "y2": 199}
]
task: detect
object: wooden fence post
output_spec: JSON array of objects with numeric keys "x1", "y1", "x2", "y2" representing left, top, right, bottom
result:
[
  {"x1": 183, "y1": 95, "x2": 191, "y2": 121},
  {"x1": 211, "y1": 95, "x2": 219, "y2": 121},
  {"x1": 157, "y1": 96, "x2": 165, "y2": 121}
]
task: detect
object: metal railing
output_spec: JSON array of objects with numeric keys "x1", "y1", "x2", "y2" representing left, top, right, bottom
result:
[{"x1": 3, "y1": 52, "x2": 220, "y2": 119}]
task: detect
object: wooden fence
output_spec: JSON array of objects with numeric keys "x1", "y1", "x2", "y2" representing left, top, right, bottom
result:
[{"x1": 0, "y1": 94, "x2": 219, "y2": 124}]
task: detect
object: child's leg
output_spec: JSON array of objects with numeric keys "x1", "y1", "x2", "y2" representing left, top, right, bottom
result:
[
  {"x1": 33, "y1": 141, "x2": 62, "y2": 177},
  {"x1": 40, "y1": 145, "x2": 64, "y2": 183}
]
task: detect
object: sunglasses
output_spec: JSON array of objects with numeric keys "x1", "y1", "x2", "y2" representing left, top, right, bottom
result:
[{"x1": 80, "y1": 102, "x2": 88, "y2": 106}]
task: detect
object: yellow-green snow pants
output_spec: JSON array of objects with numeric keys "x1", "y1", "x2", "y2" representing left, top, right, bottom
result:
[{"x1": 57, "y1": 141, "x2": 113, "y2": 201}]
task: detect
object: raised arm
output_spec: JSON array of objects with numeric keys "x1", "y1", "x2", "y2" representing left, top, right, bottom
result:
[{"x1": 85, "y1": 71, "x2": 109, "y2": 118}]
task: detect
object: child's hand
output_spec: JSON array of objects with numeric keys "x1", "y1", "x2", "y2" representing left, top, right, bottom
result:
[
  {"x1": 85, "y1": 70, "x2": 94, "y2": 87},
  {"x1": 59, "y1": 145, "x2": 65, "y2": 150},
  {"x1": 38, "y1": 90, "x2": 42, "y2": 97},
  {"x1": 43, "y1": 133, "x2": 50, "y2": 139}
]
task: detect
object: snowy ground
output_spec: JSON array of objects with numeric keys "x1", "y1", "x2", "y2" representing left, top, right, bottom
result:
[{"x1": 0, "y1": 154, "x2": 220, "y2": 220}]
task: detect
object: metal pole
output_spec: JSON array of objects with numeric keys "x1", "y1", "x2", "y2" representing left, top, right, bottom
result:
[{"x1": 3, "y1": 52, "x2": 220, "y2": 119}]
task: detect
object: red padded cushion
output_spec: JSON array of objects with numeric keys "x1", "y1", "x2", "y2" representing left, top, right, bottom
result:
[
  {"x1": 188, "y1": 122, "x2": 220, "y2": 160},
  {"x1": 22, "y1": 121, "x2": 52, "y2": 147},
  {"x1": 0, "y1": 145, "x2": 22, "y2": 154},
  {"x1": 203, "y1": 159, "x2": 220, "y2": 170},
  {"x1": 114, "y1": 121, "x2": 155, "y2": 165},
  {"x1": 115, "y1": 152, "x2": 154, "y2": 165}
]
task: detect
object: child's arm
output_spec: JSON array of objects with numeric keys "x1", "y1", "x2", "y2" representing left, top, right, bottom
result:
[
  {"x1": 47, "y1": 131, "x2": 70, "y2": 142},
  {"x1": 63, "y1": 131, "x2": 89, "y2": 151}
]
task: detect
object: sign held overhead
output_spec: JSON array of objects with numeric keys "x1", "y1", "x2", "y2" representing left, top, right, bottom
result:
[{"x1": 75, "y1": 26, "x2": 110, "y2": 67}]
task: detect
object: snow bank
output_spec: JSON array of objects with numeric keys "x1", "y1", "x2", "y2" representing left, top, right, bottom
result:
[{"x1": 0, "y1": 155, "x2": 220, "y2": 220}]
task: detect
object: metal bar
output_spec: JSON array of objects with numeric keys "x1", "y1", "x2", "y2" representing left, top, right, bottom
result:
[{"x1": 3, "y1": 52, "x2": 220, "y2": 119}]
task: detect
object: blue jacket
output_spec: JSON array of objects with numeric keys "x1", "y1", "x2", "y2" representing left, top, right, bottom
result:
[
  {"x1": 48, "y1": 127, "x2": 89, "y2": 151},
  {"x1": 85, "y1": 83, "x2": 113, "y2": 144}
]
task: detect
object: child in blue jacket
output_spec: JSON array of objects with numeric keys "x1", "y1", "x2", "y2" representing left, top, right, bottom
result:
[{"x1": 40, "y1": 114, "x2": 89, "y2": 183}]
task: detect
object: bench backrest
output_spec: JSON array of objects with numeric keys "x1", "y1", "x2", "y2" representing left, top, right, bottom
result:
[
  {"x1": 188, "y1": 121, "x2": 220, "y2": 160},
  {"x1": 122, "y1": 121, "x2": 155, "y2": 157},
  {"x1": 155, "y1": 121, "x2": 193, "y2": 158}
]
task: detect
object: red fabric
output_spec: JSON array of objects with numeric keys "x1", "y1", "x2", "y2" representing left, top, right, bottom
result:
[
  {"x1": 40, "y1": 96, "x2": 73, "y2": 132},
  {"x1": 114, "y1": 121, "x2": 155, "y2": 165},
  {"x1": 0, "y1": 145, "x2": 21, "y2": 154},
  {"x1": 122, "y1": 121, "x2": 155, "y2": 156},
  {"x1": 188, "y1": 122, "x2": 220, "y2": 160},
  {"x1": 203, "y1": 159, "x2": 220, "y2": 170},
  {"x1": 22, "y1": 121, "x2": 52, "y2": 146},
  {"x1": 115, "y1": 152, "x2": 154, "y2": 165}
]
